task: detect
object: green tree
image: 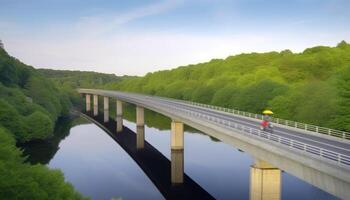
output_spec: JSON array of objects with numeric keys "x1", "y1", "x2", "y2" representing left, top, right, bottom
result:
[
  {"x1": 330, "y1": 67, "x2": 350, "y2": 130},
  {"x1": 0, "y1": 127, "x2": 86, "y2": 200},
  {"x1": 192, "y1": 86, "x2": 215, "y2": 103},
  {"x1": 0, "y1": 99, "x2": 26, "y2": 140},
  {"x1": 234, "y1": 80, "x2": 287, "y2": 113},
  {"x1": 25, "y1": 111, "x2": 54, "y2": 141}
]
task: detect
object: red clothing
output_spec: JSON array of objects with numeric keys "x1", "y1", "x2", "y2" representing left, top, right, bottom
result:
[{"x1": 261, "y1": 120, "x2": 269, "y2": 127}]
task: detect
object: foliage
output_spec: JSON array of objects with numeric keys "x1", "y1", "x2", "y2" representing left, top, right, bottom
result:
[
  {"x1": 0, "y1": 48, "x2": 70, "y2": 141},
  {"x1": 0, "y1": 47, "x2": 86, "y2": 198},
  {"x1": 0, "y1": 127, "x2": 86, "y2": 200},
  {"x1": 329, "y1": 66, "x2": 350, "y2": 130},
  {"x1": 0, "y1": 99, "x2": 26, "y2": 141},
  {"x1": 38, "y1": 69, "x2": 131, "y2": 106},
  {"x1": 25, "y1": 111, "x2": 54, "y2": 141}
]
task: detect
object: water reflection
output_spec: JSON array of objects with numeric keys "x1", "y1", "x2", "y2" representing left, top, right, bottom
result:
[
  {"x1": 116, "y1": 115, "x2": 123, "y2": 132},
  {"x1": 83, "y1": 111, "x2": 214, "y2": 199},
  {"x1": 171, "y1": 149, "x2": 184, "y2": 184},
  {"x1": 136, "y1": 125, "x2": 145, "y2": 149},
  {"x1": 93, "y1": 105, "x2": 98, "y2": 116},
  {"x1": 19, "y1": 115, "x2": 88, "y2": 164},
  {"x1": 104, "y1": 109, "x2": 109, "y2": 122}
]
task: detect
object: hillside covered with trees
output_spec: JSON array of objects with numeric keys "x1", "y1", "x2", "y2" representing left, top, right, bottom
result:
[
  {"x1": 107, "y1": 41, "x2": 350, "y2": 132},
  {"x1": 0, "y1": 47, "x2": 86, "y2": 199},
  {"x1": 38, "y1": 69, "x2": 131, "y2": 106}
]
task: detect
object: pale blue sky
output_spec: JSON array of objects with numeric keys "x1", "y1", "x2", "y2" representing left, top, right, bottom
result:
[{"x1": 1, "y1": 0, "x2": 349, "y2": 75}]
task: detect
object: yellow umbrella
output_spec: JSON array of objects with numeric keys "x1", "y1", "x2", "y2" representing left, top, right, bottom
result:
[{"x1": 263, "y1": 110, "x2": 273, "y2": 115}]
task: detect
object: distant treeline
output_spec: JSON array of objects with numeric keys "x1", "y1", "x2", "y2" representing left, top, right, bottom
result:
[
  {"x1": 106, "y1": 41, "x2": 350, "y2": 132},
  {"x1": 38, "y1": 68, "x2": 133, "y2": 106},
  {"x1": 0, "y1": 48, "x2": 87, "y2": 199}
]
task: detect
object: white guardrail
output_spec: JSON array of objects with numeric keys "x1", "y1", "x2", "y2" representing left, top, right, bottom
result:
[
  {"x1": 181, "y1": 101, "x2": 349, "y2": 140},
  {"x1": 158, "y1": 101, "x2": 350, "y2": 168}
]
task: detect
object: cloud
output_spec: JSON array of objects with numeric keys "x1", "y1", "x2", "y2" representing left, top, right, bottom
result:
[{"x1": 76, "y1": 0, "x2": 183, "y2": 37}]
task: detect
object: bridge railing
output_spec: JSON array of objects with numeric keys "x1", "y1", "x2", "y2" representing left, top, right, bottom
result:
[
  {"x1": 183, "y1": 101, "x2": 350, "y2": 140},
  {"x1": 161, "y1": 102, "x2": 350, "y2": 168}
]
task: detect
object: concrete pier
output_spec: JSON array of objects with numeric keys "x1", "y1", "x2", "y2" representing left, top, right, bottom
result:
[
  {"x1": 171, "y1": 120, "x2": 184, "y2": 150},
  {"x1": 250, "y1": 160, "x2": 281, "y2": 200},
  {"x1": 136, "y1": 126, "x2": 145, "y2": 149},
  {"x1": 116, "y1": 100, "x2": 123, "y2": 116},
  {"x1": 136, "y1": 106, "x2": 144, "y2": 126},
  {"x1": 136, "y1": 106, "x2": 145, "y2": 149},
  {"x1": 103, "y1": 97, "x2": 109, "y2": 122},
  {"x1": 85, "y1": 94, "x2": 91, "y2": 111},
  {"x1": 115, "y1": 100, "x2": 123, "y2": 131},
  {"x1": 171, "y1": 149, "x2": 184, "y2": 184},
  {"x1": 104, "y1": 96, "x2": 109, "y2": 110},
  {"x1": 170, "y1": 120, "x2": 184, "y2": 183},
  {"x1": 93, "y1": 94, "x2": 98, "y2": 116}
]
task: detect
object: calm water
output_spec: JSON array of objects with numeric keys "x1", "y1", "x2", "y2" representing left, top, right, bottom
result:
[{"x1": 21, "y1": 107, "x2": 338, "y2": 200}]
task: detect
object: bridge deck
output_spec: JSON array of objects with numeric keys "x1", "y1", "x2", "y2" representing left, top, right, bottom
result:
[{"x1": 159, "y1": 98, "x2": 350, "y2": 156}]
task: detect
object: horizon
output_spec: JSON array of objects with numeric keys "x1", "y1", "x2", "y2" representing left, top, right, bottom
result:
[
  {"x1": 1, "y1": 0, "x2": 350, "y2": 76},
  {"x1": 31, "y1": 40, "x2": 346, "y2": 76}
]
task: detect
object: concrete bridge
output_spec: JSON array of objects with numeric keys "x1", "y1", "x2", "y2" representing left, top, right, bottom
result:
[{"x1": 78, "y1": 89, "x2": 350, "y2": 199}]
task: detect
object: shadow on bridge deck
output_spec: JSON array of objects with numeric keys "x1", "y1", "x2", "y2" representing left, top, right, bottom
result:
[{"x1": 80, "y1": 111, "x2": 215, "y2": 200}]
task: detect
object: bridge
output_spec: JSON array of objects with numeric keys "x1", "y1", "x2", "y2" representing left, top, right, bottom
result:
[{"x1": 78, "y1": 88, "x2": 350, "y2": 199}]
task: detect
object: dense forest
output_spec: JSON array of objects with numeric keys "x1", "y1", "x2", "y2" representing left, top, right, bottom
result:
[
  {"x1": 0, "y1": 47, "x2": 86, "y2": 199},
  {"x1": 38, "y1": 69, "x2": 130, "y2": 106},
  {"x1": 106, "y1": 41, "x2": 350, "y2": 132}
]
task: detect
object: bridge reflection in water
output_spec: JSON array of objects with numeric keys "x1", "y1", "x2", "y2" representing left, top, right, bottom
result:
[
  {"x1": 81, "y1": 109, "x2": 283, "y2": 200},
  {"x1": 81, "y1": 110, "x2": 214, "y2": 200}
]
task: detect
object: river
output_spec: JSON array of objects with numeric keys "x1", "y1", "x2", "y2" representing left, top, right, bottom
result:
[{"x1": 21, "y1": 105, "x2": 338, "y2": 200}]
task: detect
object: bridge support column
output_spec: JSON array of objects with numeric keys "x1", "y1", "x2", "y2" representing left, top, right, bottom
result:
[
  {"x1": 171, "y1": 120, "x2": 184, "y2": 184},
  {"x1": 171, "y1": 149, "x2": 184, "y2": 184},
  {"x1": 136, "y1": 106, "x2": 144, "y2": 126},
  {"x1": 136, "y1": 106, "x2": 145, "y2": 149},
  {"x1": 85, "y1": 94, "x2": 91, "y2": 111},
  {"x1": 103, "y1": 97, "x2": 109, "y2": 122},
  {"x1": 250, "y1": 160, "x2": 281, "y2": 200},
  {"x1": 93, "y1": 94, "x2": 98, "y2": 116},
  {"x1": 171, "y1": 120, "x2": 184, "y2": 150},
  {"x1": 116, "y1": 100, "x2": 123, "y2": 116},
  {"x1": 116, "y1": 100, "x2": 123, "y2": 132}
]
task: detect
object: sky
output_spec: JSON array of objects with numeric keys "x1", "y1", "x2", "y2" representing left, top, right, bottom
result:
[{"x1": 1, "y1": 0, "x2": 350, "y2": 76}]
